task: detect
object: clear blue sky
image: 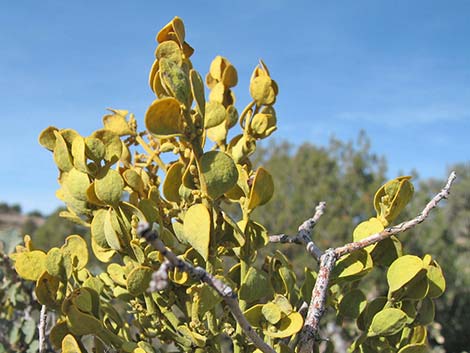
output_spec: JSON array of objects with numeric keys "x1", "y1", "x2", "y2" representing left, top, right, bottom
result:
[{"x1": 1, "y1": 1, "x2": 469, "y2": 214}]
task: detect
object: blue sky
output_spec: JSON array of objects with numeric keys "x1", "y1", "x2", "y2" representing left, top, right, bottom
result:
[{"x1": 1, "y1": 0, "x2": 469, "y2": 214}]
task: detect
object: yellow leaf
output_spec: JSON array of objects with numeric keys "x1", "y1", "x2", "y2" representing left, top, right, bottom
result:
[
  {"x1": 265, "y1": 312, "x2": 304, "y2": 338},
  {"x1": 183, "y1": 204, "x2": 211, "y2": 260},
  {"x1": 163, "y1": 162, "x2": 184, "y2": 202},
  {"x1": 14, "y1": 250, "x2": 47, "y2": 281},
  {"x1": 352, "y1": 217, "x2": 385, "y2": 252},
  {"x1": 90, "y1": 129, "x2": 123, "y2": 163},
  {"x1": 145, "y1": 97, "x2": 184, "y2": 137},
  {"x1": 250, "y1": 75, "x2": 276, "y2": 105},
  {"x1": 247, "y1": 167, "x2": 274, "y2": 210},
  {"x1": 61, "y1": 334, "x2": 83, "y2": 353},
  {"x1": 38, "y1": 126, "x2": 59, "y2": 151},
  {"x1": 387, "y1": 255, "x2": 425, "y2": 294},
  {"x1": 61, "y1": 235, "x2": 88, "y2": 270},
  {"x1": 103, "y1": 110, "x2": 134, "y2": 136}
]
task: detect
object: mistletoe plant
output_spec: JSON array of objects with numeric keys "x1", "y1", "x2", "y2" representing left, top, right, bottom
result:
[{"x1": 9, "y1": 17, "x2": 455, "y2": 353}]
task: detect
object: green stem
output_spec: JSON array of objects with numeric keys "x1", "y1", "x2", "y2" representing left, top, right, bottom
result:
[{"x1": 235, "y1": 211, "x2": 252, "y2": 352}]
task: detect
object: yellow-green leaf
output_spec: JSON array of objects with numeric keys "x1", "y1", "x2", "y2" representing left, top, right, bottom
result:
[
  {"x1": 374, "y1": 176, "x2": 414, "y2": 224},
  {"x1": 84, "y1": 137, "x2": 105, "y2": 162},
  {"x1": 61, "y1": 334, "x2": 83, "y2": 353},
  {"x1": 262, "y1": 302, "x2": 282, "y2": 324},
  {"x1": 183, "y1": 203, "x2": 211, "y2": 260},
  {"x1": 39, "y1": 126, "x2": 59, "y2": 151},
  {"x1": 91, "y1": 236, "x2": 116, "y2": 263},
  {"x1": 247, "y1": 167, "x2": 274, "y2": 209},
  {"x1": 63, "y1": 168, "x2": 90, "y2": 201},
  {"x1": 163, "y1": 162, "x2": 184, "y2": 202},
  {"x1": 61, "y1": 235, "x2": 88, "y2": 270},
  {"x1": 127, "y1": 266, "x2": 153, "y2": 295},
  {"x1": 250, "y1": 112, "x2": 277, "y2": 139},
  {"x1": 244, "y1": 304, "x2": 264, "y2": 328},
  {"x1": 190, "y1": 69, "x2": 206, "y2": 117},
  {"x1": 250, "y1": 75, "x2": 276, "y2": 105},
  {"x1": 177, "y1": 325, "x2": 206, "y2": 348},
  {"x1": 331, "y1": 249, "x2": 372, "y2": 281},
  {"x1": 426, "y1": 262, "x2": 446, "y2": 298},
  {"x1": 200, "y1": 151, "x2": 238, "y2": 199},
  {"x1": 387, "y1": 255, "x2": 425, "y2": 294},
  {"x1": 415, "y1": 297, "x2": 435, "y2": 325},
  {"x1": 14, "y1": 250, "x2": 47, "y2": 281},
  {"x1": 352, "y1": 217, "x2": 385, "y2": 252},
  {"x1": 90, "y1": 129, "x2": 123, "y2": 163},
  {"x1": 94, "y1": 169, "x2": 124, "y2": 206},
  {"x1": 265, "y1": 312, "x2": 303, "y2": 338},
  {"x1": 50, "y1": 321, "x2": 69, "y2": 350},
  {"x1": 104, "y1": 208, "x2": 124, "y2": 251},
  {"x1": 155, "y1": 41, "x2": 182, "y2": 66},
  {"x1": 91, "y1": 209, "x2": 110, "y2": 248},
  {"x1": 371, "y1": 236, "x2": 403, "y2": 267},
  {"x1": 35, "y1": 271, "x2": 60, "y2": 307},
  {"x1": 159, "y1": 58, "x2": 191, "y2": 107},
  {"x1": 46, "y1": 247, "x2": 64, "y2": 278},
  {"x1": 145, "y1": 97, "x2": 184, "y2": 137},
  {"x1": 123, "y1": 169, "x2": 145, "y2": 195},
  {"x1": 222, "y1": 64, "x2": 238, "y2": 87},
  {"x1": 53, "y1": 131, "x2": 74, "y2": 172},
  {"x1": 204, "y1": 101, "x2": 226, "y2": 129},
  {"x1": 367, "y1": 308, "x2": 407, "y2": 337},
  {"x1": 65, "y1": 305, "x2": 103, "y2": 336},
  {"x1": 103, "y1": 109, "x2": 134, "y2": 136}
]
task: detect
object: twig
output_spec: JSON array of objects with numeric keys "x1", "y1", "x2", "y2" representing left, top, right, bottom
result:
[
  {"x1": 137, "y1": 223, "x2": 276, "y2": 353},
  {"x1": 334, "y1": 171, "x2": 457, "y2": 258},
  {"x1": 297, "y1": 171, "x2": 457, "y2": 352},
  {"x1": 269, "y1": 202, "x2": 326, "y2": 261},
  {"x1": 38, "y1": 305, "x2": 47, "y2": 353}
]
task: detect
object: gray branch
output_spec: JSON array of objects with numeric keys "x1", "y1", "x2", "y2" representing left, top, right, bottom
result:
[
  {"x1": 269, "y1": 201, "x2": 326, "y2": 261},
  {"x1": 38, "y1": 305, "x2": 47, "y2": 353},
  {"x1": 334, "y1": 171, "x2": 457, "y2": 258},
  {"x1": 137, "y1": 223, "x2": 276, "y2": 353}
]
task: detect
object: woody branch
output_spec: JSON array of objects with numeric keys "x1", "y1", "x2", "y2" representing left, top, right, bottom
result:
[{"x1": 297, "y1": 171, "x2": 457, "y2": 352}]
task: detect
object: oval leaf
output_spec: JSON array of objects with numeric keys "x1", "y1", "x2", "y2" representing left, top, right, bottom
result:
[
  {"x1": 14, "y1": 250, "x2": 47, "y2": 281},
  {"x1": 145, "y1": 97, "x2": 184, "y2": 137},
  {"x1": 247, "y1": 167, "x2": 274, "y2": 209},
  {"x1": 94, "y1": 169, "x2": 124, "y2": 206},
  {"x1": 183, "y1": 204, "x2": 211, "y2": 261},
  {"x1": 387, "y1": 255, "x2": 424, "y2": 294},
  {"x1": 127, "y1": 266, "x2": 153, "y2": 296},
  {"x1": 265, "y1": 312, "x2": 303, "y2": 338},
  {"x1": 200, "y1": 151, "x2": 238, "y2": 199},
  {"x1": 163, "y1": 162, "x2": 184, "y2": 202},
  {"x1": 367, "y1": 308, "x2": 407, "y2": 337}
]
